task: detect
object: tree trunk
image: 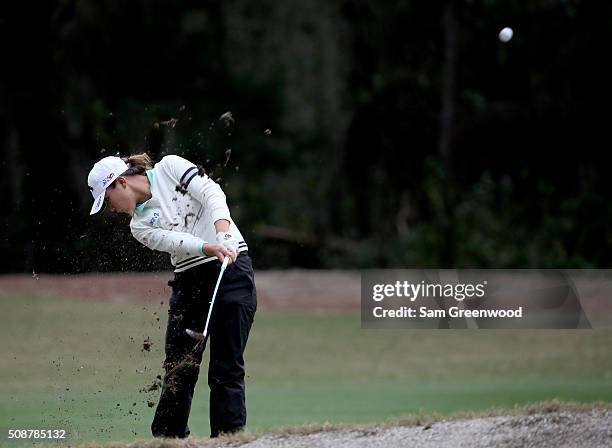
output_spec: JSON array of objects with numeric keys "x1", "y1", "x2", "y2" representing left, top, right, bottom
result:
[{"x1": 438, "y1": 0, "x2": 458, "y2": 266}]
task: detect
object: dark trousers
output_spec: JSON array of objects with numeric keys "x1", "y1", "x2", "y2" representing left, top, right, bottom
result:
[{"x1": 151, "y1": 253, "x2": 257, "y2": 438}]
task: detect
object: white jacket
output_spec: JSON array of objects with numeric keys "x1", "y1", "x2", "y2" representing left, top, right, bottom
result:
[{"x1": 129, "y1": 155, "x2": 248, "y2": 272}]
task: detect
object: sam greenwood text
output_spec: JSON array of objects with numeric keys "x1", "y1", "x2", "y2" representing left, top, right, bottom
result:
[
  {"x1": 370, "y1": 280, "x2": 522, "y2": 319},
  {"x1": 372, "y1": 306, "x2": 523, "y2": 318}
]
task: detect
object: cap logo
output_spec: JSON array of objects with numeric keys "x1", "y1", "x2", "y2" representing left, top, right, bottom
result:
[{"x1": 101, "y1": 172, "x2": 115, "y2": 186}]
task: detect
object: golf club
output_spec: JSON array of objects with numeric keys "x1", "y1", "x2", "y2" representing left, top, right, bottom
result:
[{"x1": 186, "y1": 255, "x2": 230, "y2": 341}]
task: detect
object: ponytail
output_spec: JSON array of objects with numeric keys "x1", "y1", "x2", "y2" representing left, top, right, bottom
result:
[{"x1": 120, "y1": 153, "x2": 153, "y2": 176}]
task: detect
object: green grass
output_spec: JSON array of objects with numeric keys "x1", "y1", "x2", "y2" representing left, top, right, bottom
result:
[{"x1": 1, "y1": 292, "x2": 611, "y2": 446}]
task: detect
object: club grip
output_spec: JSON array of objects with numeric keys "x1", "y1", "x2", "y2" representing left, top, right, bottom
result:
[{"x1": 221, "y1": 256, "x2": 230, "y2": 270}]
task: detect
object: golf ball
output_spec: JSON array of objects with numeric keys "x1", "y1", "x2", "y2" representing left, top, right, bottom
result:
[{"x1": 498, "y1": 27, "x2": 514, "y2": 43}]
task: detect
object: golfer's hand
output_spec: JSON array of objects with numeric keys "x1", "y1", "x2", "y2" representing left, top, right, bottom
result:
[
  {"x1": 216, "y1": 231, "x2": 239, "y2": 260},
  {"x1": 202, "y1": 243, "x2": 237, "y2": 264}
]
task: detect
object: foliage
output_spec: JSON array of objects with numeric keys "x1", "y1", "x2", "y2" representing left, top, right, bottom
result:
[{"x1": 1, "y1": 0, "x2": 610, "y2": 271}]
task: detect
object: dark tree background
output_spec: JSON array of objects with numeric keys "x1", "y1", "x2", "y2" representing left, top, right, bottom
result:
[{"x1": 1, "y1": 0, "x2": 611, "y2": 273}]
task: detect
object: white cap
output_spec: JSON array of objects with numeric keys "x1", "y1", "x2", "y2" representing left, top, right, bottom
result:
[{"x1": 87, "y1": 156, "x2": 130, "y2": 215}]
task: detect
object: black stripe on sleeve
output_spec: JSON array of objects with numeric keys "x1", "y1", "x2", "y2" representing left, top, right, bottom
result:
[
  {"x1": 184, "y1": 171, "x2": 198, "y2": 188},
  {"x1": 180, "y1": 166, "x2": 197, "y2": 184}
]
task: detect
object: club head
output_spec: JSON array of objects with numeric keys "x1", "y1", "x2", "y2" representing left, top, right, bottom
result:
[{"x1": 185, "y1": 328, "x2": 205, "y2": 341}]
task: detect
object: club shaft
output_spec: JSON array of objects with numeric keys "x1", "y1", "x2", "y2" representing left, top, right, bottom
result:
[{"x1": 203, "y1": 256, "x2": 229, "y2": 337}]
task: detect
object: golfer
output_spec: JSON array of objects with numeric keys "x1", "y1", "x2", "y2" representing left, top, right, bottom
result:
[{"x1": 87, "y1": 153, "x2": 257, "y2": 438}]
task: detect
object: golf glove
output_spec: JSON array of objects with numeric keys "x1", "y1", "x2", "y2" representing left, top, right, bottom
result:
[{"x1": 216, "y1": 231, "x2": 239, "y2": 255}]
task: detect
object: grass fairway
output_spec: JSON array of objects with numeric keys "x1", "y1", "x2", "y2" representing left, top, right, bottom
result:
[{"x1": 1, "y1": 292, "x2": 611, "y2": 446}]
